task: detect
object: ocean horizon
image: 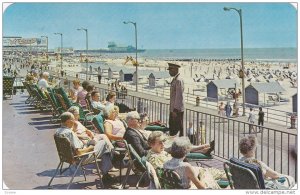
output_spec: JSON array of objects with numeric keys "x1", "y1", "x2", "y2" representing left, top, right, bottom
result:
[{"x1": 95, "y1": 47, "x2": 297, "y2": 63}]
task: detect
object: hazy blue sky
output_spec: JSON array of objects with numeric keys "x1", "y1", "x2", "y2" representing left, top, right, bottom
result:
[{"x1": 3, "y1": 3, "x2": 297, "y2": 49}]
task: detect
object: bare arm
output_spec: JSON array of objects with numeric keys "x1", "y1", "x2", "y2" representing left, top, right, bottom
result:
[
  {"x1": 75, "y1": 145, "x2": 94, "y2": 156},
  {"x1": 185, "y1": 165, "x2": 206, "y2": 189},
  {"x1": 265, "y1": 168, "x2": 280, "y2": 179},
  {"x1": 85, "y1": 129, "x2": 94, "y2": 139},
  {"x1": 103, "y1": 122, "x2": 124, "y2": 141}
]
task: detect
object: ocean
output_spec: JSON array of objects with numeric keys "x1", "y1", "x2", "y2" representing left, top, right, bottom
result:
[
  {"x1": 94, "y1": 47, "x2": 296, "y2": 62},
  {"x1": 82, "y1": 47, "x2": 297, "y2": 68}
]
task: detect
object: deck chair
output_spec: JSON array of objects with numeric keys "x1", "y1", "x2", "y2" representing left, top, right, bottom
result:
[
  {"x1": 156, "y1": 167, "x2": 185, "y2": 189},
  {"x1": 122, "y1": 144, "x2": 148, "y2": 189},
  {"x1": 44, "y1": 89, "x2": 64, "y2": 123},
  {"x1": 23, "y1": 81, "x2": 35, "y2": 104},
  {"x1": 31, "y1": 84, "x2": 50, "y2": 110},
  {"x1": 223, "y1": 161, "x2": 261, "y2": 189},
  {"x1": 48, "y1": 135, "x2": 103, "y2": 189},
  {"x1": 144, "y1": 160, "x2": 161, "y2": 189},
  {"x1": 3, "y1": 77, "x2": 15, "y2": 99},
  {"x1": 27, "y1": 84, "x2": 42, "y2": 106},
  {"x1": 92, "y1": 114, "x2": 105, "y2": 134},
  {"x1": 229, "y1": 157, "x2": 266, "y2": 189},
  {"x1": 227, "y1": 157, "x2": 292, "y2": 189},
  {"x1": 55, "y1": 87, "x2": 73, "y2": 108}
]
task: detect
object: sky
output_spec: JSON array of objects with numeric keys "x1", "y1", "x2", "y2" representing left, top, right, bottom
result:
[{"x1": 2, "y1": 2, "x2": 297, "y2": 50}]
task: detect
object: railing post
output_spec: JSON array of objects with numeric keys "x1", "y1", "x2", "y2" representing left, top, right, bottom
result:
[
  {"x1": 267, "y1": 108, "x2": 269, "y2": 122},
  {"x1": 159, "y1": 103, "x2": 163, "y2": 121}
]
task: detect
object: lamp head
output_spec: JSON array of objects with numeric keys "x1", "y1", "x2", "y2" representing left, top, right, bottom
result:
[
  {"x1": 123, "y1": 21, "x2": 128, "y2": 24},
  {"x1": 223, "y1": 7, "x2": 230, "y2": 11}
]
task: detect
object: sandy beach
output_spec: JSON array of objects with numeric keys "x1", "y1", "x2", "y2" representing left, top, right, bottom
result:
[{"x1": 43, "y1": 54, "x2": 298, "y2": 114}]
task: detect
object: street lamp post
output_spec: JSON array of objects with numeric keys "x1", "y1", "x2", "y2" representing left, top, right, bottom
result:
[
  {"x1": 224, "y1": 7, "x2": 246, "y2": 116},
  {"x1": 54, "y1": 33, "x2": 63, "y2": 71},
  {"x1": 41, "y1": 36, "x2": 48, "y2": 68},
  {"x1": 77, "y1": 28, "x2": 88, "y2": 80},
  {"x1": 123, "y1": 21, "x2": 138, "y2": 92}
]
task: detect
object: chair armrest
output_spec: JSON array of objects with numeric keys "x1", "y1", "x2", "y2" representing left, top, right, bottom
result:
[{"x1": 74, "y1": 150, "x2": 96, "y2": 158}]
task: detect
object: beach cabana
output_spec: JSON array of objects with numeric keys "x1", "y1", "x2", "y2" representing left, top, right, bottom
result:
[
  {"x1": 206, "y1": 79, "x2": 238, "y2": 100},
  {"x1": 292, "y1": 93, "x2": 297, "y2": 113},
  {"x1": 133, "y1": 70, "x2": 154, "y2": 84},
  {"x1": 119, "y1": 69, "x2": 133, "y2": 82},
  {"x1": 148, "y1": 71, "x2": 170, "y2": 88},
  {"x1": 108, "y1": 67, "x2": 120, "y2": 80},
  {"x1": 245, "y1": 82, "x2": 285, "y2": 105}
]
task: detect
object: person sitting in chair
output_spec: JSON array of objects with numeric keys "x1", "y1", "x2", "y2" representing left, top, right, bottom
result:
[
  {"x1": 103, "y1": 105, "x2": 126, "y2": 142},
  {"x1": 123, "y1": 111, "x2": 151, "y2": 157},
  {"x1": 55, "y1": 112, "x2": 115, "y2": 181},
  {"x1": 147, "y1": 132, "x2": 226, "y2": 189},
  {"x1": 239, "y1": 135, "x2": 295, "y2": 189},
  {"x1": 90, "y1": 91, "x2": 106, "y2": 114},
  {"x1": 37, "y1": 72, "x2": 50, "y2": 90}
]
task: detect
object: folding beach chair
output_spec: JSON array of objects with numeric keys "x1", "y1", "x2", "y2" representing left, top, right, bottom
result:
[
  {"x1": 223, "y1": 161, "x2": 261, "y2": 189},
  {"x1": 122, "y1": 144, "x2": 148, "y2": 189},
  {"x1": 156, "y1": 167, "x2": 185, "y2": 189},
  {"x1": 48, "y1": 135, "x2": 103, "y2": 189},
  {"x1": 23, "y1": 81, "x2": 35, "y2": 104},
  {"x1": 45, "y1": 88, "x2": 64, "y2": 122},
  {"x1": 225, "y1": 157, "x2": 292, "y2": 189}
]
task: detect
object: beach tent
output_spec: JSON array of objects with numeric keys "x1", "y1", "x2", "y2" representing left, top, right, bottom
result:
[
  {"x1": 206, "y1": 79, "x2": 239, "y2": 100},
  {"x1": 119, "y1": 69, "x2": 133, "y2": 82},
  {"x1": 148, "y1": 71, "x2": 170, "y2": 88},
  {"x1": 292, "y1": 93, "x2": 297, "y2": 113},
  {"x1": 245, "y1": 81, "x2": 285, "y2": 105},
  {"x1": 132, "y1": 70, "x2": 154, "y2": 84},
  {"x1": 108, "y1": 67, "x2": 120, "y2": 80}
]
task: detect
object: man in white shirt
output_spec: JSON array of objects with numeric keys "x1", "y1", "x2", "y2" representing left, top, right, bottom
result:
[
  {"x1": 248, "y1": 107, "x2": 256, "y2": 133},
  {"x1": 38, "y1": 72, "x2": 50, "y2": 90},
  {"x1": 90, "y1": 91, "x2": 106, "y2": 114}
]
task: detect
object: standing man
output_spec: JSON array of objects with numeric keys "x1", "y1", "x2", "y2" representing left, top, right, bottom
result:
[
  {"x1": 168, "y1": 63, "x2": 184, "y2": 136},
  {"x1": 248, "y1": 107, "x2": 256, "y2": 134},
  {"x1": 258, "y1": 107, "x2": 264, "y2": 132}
]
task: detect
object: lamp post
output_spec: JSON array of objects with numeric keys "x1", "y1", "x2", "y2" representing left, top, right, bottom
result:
[
  {"x1": 224, "y1": 7, "x2": 246, "y2": 116},
  {"x1": 54, "y1": 33, "x2": 63, "y2": 71},
  {"x1": 41, "y1": 36, "x2": 48, "y2": 68},
  {"x1": 77, "y1": 28, "x2": 88, "y2": 80},
  {"x1": 123, "y1": 21, "x2": 138, "y2": 92}
]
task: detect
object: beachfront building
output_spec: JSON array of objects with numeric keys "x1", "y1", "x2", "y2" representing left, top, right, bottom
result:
[
  {"x1": 206, "y1": 79, "x2": 239, "y2": 101},
  {"x1": 148, "y1": 72, "x2": 170, "y2": 88},
  {"x1": 245, "y1": 81, "x2": 285, "y2": 106}
]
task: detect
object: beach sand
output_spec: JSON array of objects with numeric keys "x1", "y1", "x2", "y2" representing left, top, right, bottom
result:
[{"x1": 47, "y1": 55, "x2": 297, "y2": 113}]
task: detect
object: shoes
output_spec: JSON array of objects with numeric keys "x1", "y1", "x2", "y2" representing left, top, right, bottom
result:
[
  {"x1": 109, "y1": 167, "x2": 120, "y2": 172},
  {"x1": 204, "y1": 140, "x2": 215, "y2": 156}
]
